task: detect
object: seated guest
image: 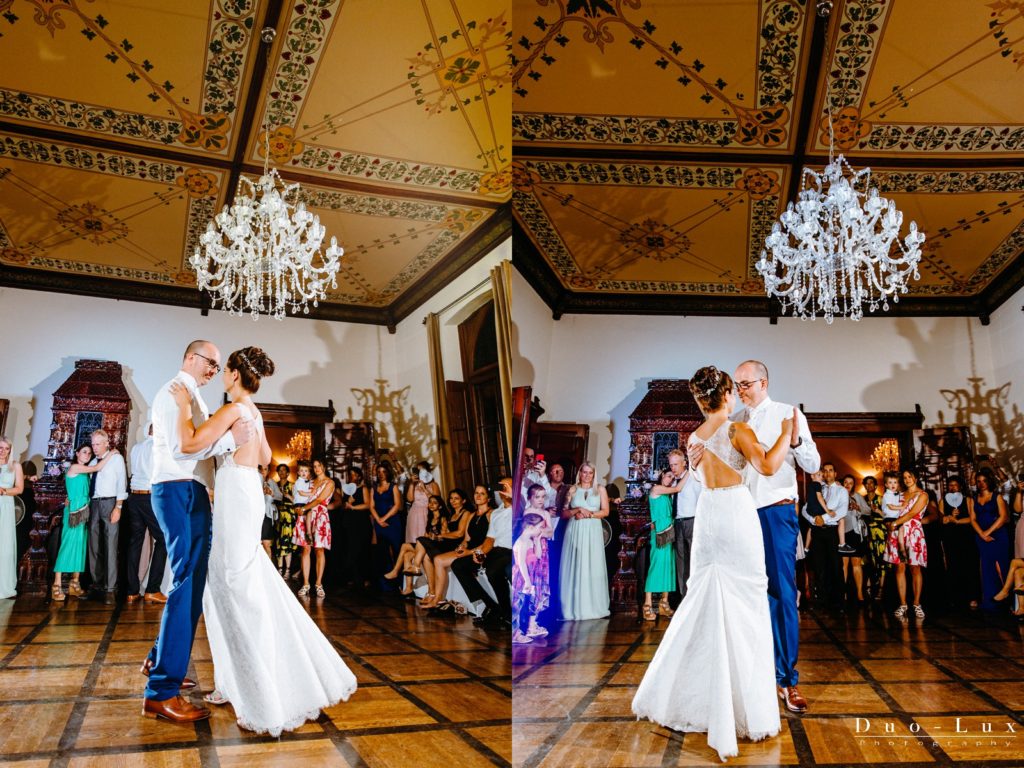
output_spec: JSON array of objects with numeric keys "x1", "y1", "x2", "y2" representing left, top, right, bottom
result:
[
  {"x1": 994, "y1": 558, "x2": 1024, "y2": 616},
  {"x1": 404, "y1": 461, "x2": 441, "y2": 544},
  {"x1": 384, "y1": 494, "x2": 447, "y2": 595},
  {"x1": 52, "y1": 444, "x2": 116, "y2": 601},
  {"x1": 417, "y1": 489, "x2": 472, "y2": 606},
  {"x1": 420, "y1": 485, "x2": 494, "y2": 611},
  {"x1": 453, "y1": 478, "x2": 514, "y2": 628},
  {"x1": 125, "y1": 426, "x2": 167, "y2": 604}
]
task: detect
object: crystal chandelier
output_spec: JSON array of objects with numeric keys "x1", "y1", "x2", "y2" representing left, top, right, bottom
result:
[
  {"x1": 286, "y1": 429, "x2": 312, "y2": 461},
  {"x1": 871, "y1": 438, "x2": 900, "y2": 474},
  {"x1": 190, "y1": 27, "x2": 342, "y2": 320},
  {"x1": 756, "y1": 6, "x2": 925, "y2": 324}
]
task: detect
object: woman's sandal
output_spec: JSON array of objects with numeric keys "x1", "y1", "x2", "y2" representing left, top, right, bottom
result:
[
  {"x1": 203, "y1": 690, "x2": 229, "y2": 706},
  {"x1": 657, "y1": 599, "x2": 675, "y2": 618},
  {"x1": 403, "y1": 566, "x2": 423, "y2": 576},
  {"x1": 51, "y1": 584, "x2": 65, "y2": 602},
  {"x1": 417, "y1": 593, "x2": 436, "y2": 607},
  {"x1": 297, "y1": 584, "x2": 310, "y2": 596},
  {"x1": 315, "y1": 585, "x2": 326, "y2": 598},
  {"x1": 642, "y1": 605, "x2": 656, "y2": 621},
  {"x1": 67, "y1": 581, "x2": 84, "y2": 598}
]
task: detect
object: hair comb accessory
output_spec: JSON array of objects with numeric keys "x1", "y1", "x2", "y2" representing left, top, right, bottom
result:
[
  {"x1": 702, "y1": 366, "x2": 720, "y2": 397},
  {"x1": 239, "y1": 351, "x2": 259, "y2": 377}
]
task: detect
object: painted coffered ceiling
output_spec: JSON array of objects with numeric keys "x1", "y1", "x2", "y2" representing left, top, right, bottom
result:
[
  {"x1": 0, "y1": 0, "x2": 512, "y2": 326},
  {"x1": 512, "y1": 0, "x2": 1024, "y2": 320}
]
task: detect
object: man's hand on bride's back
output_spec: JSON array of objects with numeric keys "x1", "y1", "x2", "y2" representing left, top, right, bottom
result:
[
  {"x1": 687, "y1": 442, "x2": 704, "y2": 469},
  {"x1": 231, "y1": 418, "x2": 255, "y2": 446},
  {"x1": 169, "y1": 381, "x2": 191, "y2": 410}
]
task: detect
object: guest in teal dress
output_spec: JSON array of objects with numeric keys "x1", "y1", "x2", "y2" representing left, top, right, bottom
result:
[
  {"x1": 643, "y1": 470, "x2": 682, "y2": 621},
  {"x1": 52, "y1": 444, "x2": 117, "y2": 601},
  {"x1": 559, "y1": 462, "x2": 610, "y2": 620}
]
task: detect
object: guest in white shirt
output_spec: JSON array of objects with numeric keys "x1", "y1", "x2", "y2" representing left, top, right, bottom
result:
[
  {"x1": 125, "y1": 425, "x2": 167, "y2": 604},
  {"x1": 668, "y1": 449, "x2": 701, "y2": 600},
  {"x1": 803, "y1": 462, "x2": 848, "y2": 609},
  {"x1": 453, "y1": 477, "x2": 514, "y2": 628},
  {"x1": 520, "y1": 447, "x2": 551, "y2": 502},
  {"x1": 88, "y1": 428, "x2": 127, "y2": 602}
]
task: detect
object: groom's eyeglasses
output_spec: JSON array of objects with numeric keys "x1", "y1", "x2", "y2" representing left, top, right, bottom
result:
[
  {"x1": 735, "y1": 378, "x2": 764, "y2": 392},
  {"x1": 193, "y1": 352, "x2": 221, "y2": 373}
]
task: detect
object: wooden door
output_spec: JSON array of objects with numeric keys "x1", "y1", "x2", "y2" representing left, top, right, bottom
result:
[
  {"x1": 446, "y1": 380, "x2": 475, "y2": 493},
  {"x1": 536, "y1": 422, "x2": 589, "y2": 484}
]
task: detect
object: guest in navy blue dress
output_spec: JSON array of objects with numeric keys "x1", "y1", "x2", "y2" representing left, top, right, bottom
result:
[
  {"x1": 372, "y1": 464, "x2": 404, "y2": 590},
  {"x1": 970, "y1": 467, "x2": 1011, "y2": 612}
]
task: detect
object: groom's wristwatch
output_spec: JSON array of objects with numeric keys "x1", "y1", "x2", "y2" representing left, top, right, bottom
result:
[{"x1": 790, "y1": 437, "x2": 803, "y2": 448}]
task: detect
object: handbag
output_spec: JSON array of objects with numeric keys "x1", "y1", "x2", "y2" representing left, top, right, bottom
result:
[
  {"x1": 655, "y1": 524, "x2": 675, "y2": 547},
  {"x1": 68, "y1": 502, "x2": 89, "y2": 528}
]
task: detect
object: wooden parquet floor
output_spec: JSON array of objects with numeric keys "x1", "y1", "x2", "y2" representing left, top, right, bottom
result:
[
  {"x1": 0, "y1": 588, "x2": 511, "y2": 767},
  {"x1": 512, "y1": 606, "x2": 1024, "y2": 768}
]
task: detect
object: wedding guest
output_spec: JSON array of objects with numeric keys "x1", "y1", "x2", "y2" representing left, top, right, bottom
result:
[
  {"x1": 994, "y1": 558, "x2": 1024, "y2": 616},
  {"x1": 455, "y1": 478, "x2": 514, "y2": 628},
  {"x1": 89, "y1": 429, "x2": 127, "y2": 603},
  {"x1": 541, "y1": 462, "x2": 570, "y2": 621},
  {"x1": 886, "y1": 469, "x2": 929, "y2": 620},
  {"x1": 803, "y1": 462, "x2": 847, "y2": 609},
  {"x1": 417, "y1": 490, "x2": 472, "y2": 606},
  {"x1": 920, "y1": 488, "x2": 947, "y2": 614},
  {"x1": 560, "y1": 462, "x2": 610, "y2": 621},
  {"x1": 295, "y1": 458, "x2": 334, "y2": 598},
  {"x1": 667, "y1": 449, "x2": 701, "y2": 600},
  {"x1": 519, "y1": 447, "x2": 550, "y2": 502},
  {"x1": 385, "y1": 494, "x2": 447, "y2": 596},
  {"x1": 643, "y1": 470, "x2": 682, "y2": 621},
  {"x1": 404, "y1": 460, "x2": 440, "y2": 543},
  {"x1": 0, "y1": 436, "x2": 24, "y2": 600},
  {"x1": 53, "y1": 445, "x2": 115, "y2": 600},
  {"x1": 372, "y1": 463, "x2": 403, "y2": 590},
  {"x1": 970, "y1": 467, "x2": 1010, "y2": 612},
  {"x1": 421, "y1": 485, "x2": 495, "y2": 612},
  {"x1": 940, "y1": 477, "x2": 980, "y2": 609},
  {"x1": 274, "y1": 464, "x2": 296, "y2": 578},
  {"x1": 862, "y1": 475, "x2": 887, "y2": 599},
  {"x1": 125, "y1": 425, "x2": 166, "y2": 604},
  {"x1": 339, "y1": 467, "x2": 372, "y2": 588},
  {"x1": 512, "y1": 513, "x2": 550, "y2": 644},
  {"x1": 842, "y1": 474, "x2": 870, "y2": 603},
  {"x1": 261, "y1": 465, "x2": 282, "y2": 559},
  {"x1": 1012, "y1": 474, "x2": 1023, "y2": 559}
]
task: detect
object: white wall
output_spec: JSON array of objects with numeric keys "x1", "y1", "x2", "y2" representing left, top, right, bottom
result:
[
  {"x1": 512, "y1": 275, "x2": 1011, "y2": 486},
  {"x1": 510, "y1": 265, "x2": 554, "y2": 402},
  {"x1": 0, "y1": 239, "x2": 511, "y2": 472},
  {"x1": 988, "y1": 283, "x2": 1024, "y2": 472}
]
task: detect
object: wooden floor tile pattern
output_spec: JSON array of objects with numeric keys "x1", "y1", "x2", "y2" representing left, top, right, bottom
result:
[
  {"x1": 512, "y1": 608, "x2": 1024, "y2": 767},
  {"x1": 0, "y1": 587, "x2": 510, "y2": 767}
]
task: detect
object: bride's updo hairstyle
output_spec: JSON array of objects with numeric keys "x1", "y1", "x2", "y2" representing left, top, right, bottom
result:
[
  {"x1": 227, "y1": 346, "x2": 275, "y2": 393},
  {"x1": 689, "y1": 365, "x2": 733, "y2": 413}
]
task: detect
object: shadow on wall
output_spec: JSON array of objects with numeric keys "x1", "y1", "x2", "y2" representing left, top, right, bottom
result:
[
  {"x1": 510, "y1": 318, "x2": 536, "y2": 390},
  {"x1": 860, "y1": 316, "x2": 1022, "y2": 472},
  {"x1": 607, "y1": 377, "x2": 654, "y2": 490},
  {"x1": 278, "y1": 321, "x2": 388, "y2": 408},
  {"x1": 347, "y1": 379, "x2": 435, "y2": 469}
]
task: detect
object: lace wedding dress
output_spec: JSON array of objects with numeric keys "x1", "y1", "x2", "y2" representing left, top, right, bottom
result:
[
  {"x1": 632, "y1": 421, "x2": 780, "y2": 761},
  {"x1": 204, "y1": 405, "x2": 356, "y2": 736}
]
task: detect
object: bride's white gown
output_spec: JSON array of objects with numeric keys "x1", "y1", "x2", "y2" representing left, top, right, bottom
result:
[
  {"x1": 632, "y1": 421, "x2": 779, "y2": 761},
  {"x1": 204, "y1": 406, "x2": 356, "y2": 736}
]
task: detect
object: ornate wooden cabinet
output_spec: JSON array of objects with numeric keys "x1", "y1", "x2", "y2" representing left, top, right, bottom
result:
[
  {"x1": 612, "y1": 379, "x2": 702, "y2": 612},
  {"x1": 20, "y1": 360, "x2": 131, "y2": 590}
]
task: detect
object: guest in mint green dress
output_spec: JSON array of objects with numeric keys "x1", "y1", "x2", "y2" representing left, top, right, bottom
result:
[
  {"x1": 52, "y1": 444, "x2": 116, "y2": 601},
  {"x1": 559, "y1": 462, "x2": 610, "y2": 620},
  {"x1": 643, "y1": 470, "x2": 682, "y2": 621}
]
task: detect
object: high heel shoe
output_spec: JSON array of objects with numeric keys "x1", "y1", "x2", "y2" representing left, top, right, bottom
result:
[
  {"x1": 642, "y1": 605, "x2": 656, "y2": 621},
  {"x1": 67, "y1": 580, "x2": 84, "y2": 597},
  {"x1": 51, "y1": 584, "x2": 65, "y2": 602},
  {"x1": 657, "y1": 598, "x2": 674, "y2": 617}
]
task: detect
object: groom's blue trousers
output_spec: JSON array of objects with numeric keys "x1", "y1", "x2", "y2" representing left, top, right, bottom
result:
[
  {"x1": 144, "y1": 480, "x2": 212, "y2": 701},
  {"x1": 756, "y1": 501, "x2": 800, "y2": 688}
]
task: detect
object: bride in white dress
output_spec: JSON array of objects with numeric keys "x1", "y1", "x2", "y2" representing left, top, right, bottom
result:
[
  {"x1": 632, "y1": 366, "x2": 794, "y2": 761},
  {"x1": 170, "y1": 346, "x2": 356, "y2": 736}
]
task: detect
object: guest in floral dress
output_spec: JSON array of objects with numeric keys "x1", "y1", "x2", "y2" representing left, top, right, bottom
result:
[
  {"x1": 512, "y1": 511, "x2": 551, "y2": 644},
  {"x1": 294, "y1": 459, "x2": 334, "y2": 598},
  {"x1": 884, "y1": 469, "x2": 928, "y2": 620},
  {"x1": 273, "y1": 463, "x2": 296, "y2": 578}
]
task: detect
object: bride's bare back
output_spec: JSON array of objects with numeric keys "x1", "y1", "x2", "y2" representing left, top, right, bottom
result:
[{"x1": 226, "y1": 400, "x2": 266, "y2": 468}]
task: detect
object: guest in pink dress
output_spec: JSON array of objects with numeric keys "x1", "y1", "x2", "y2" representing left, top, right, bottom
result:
[{"x1": 405, "y1": 461, "x2": 440, "y2": 543}]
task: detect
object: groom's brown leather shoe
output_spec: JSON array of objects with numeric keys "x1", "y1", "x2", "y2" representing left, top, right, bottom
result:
[
  {"x1": 777, "y1": 685, "x2": 808, "y2": 713},
  {"x1": 144, "y1": 592, "x2": 168, "y2": 604},
  {"x1": 142, "y1": 695, "x2": 210, "y2": 722},
  {"x1": 141, "y1": 658, "x2": 197, "y2": 690}
]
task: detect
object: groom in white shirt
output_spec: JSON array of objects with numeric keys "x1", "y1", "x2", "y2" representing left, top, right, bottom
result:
[
  {"x1": 141, "y1": 340, "x2": 252, "y2": 723},
  {"x1": 691, "y1": 359, "x2": 819, "y2": 714}
]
